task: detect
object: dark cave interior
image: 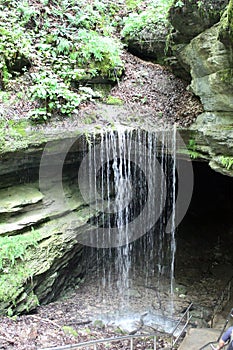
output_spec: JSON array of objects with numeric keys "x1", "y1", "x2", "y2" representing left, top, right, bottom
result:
[{"x1": 175, "y1": 160, "x2": 233, "y2": 285}]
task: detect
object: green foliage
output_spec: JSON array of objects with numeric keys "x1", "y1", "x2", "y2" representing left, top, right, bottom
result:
[
  {"x1": 105, "y1": 95, "x2": 124, "y2": 105},
  {"x1": 188, "y1": 139, "x2": 196, "y2": 150},
  {"x1": 125, "y1": 0, "x2": 143, "y2": 11},
  {"x1": 62, "y1": 325, "x2": 78, "y2": 337},
  {"x1": 187, "y1": 139, "x2": 199, "y2": 159},
  {"x1": 0, "y1": 0, "x2": 124, "y2": 122},
  {"x1": 121, "y1": 0, "x2": 174, "y2": 38},
  {"x1": 220, "y1": 156, "x2": 233, "y2": 170},
  {"x1": 29, "y1": 71, "x2": 80, "y2": 120},
  {"x1": 17, "y1": 0, "x2": 38, "y2": 27},
  {"x1": 0, "y1": 3, "x2": 32, "y2": 87},
  {"x1": 174, "y1": 0, "x2": 184, "y2": 7},
  {"x1": 0, "y1": 228, "x2": 39, "y2": 271},
  {"x1": 29, "y1": 71, "x2": 102, "y2": 122},
  {"x1": 75, "y1": 29, "x2": 123, "y2": 78}
]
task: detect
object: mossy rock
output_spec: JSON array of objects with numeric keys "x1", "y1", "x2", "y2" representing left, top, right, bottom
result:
[
  {"x1": 218, "y1": 0, "x2": 233, "y2": 47},
  {"x1": 0, "y1": 185, "x2": 43, "y2": 214},
  {"x1": 105, "y1": 95, "x2": 124, "y2": 105}
]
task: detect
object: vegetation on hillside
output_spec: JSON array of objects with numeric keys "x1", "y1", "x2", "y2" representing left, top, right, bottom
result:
[
  {"x1": 0, "y1": 0, "x2": 174, "y2": 125},
  {"x1": 121, "y1": 0, "x2": 173, "y2": 39}
]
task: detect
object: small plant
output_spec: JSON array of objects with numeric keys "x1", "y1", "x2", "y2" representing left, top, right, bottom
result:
[
  {"x1": 17, "y1": 1, "x2": 38, "y2": 27},
  {"x1": 0, "y1": 228, "x2": 39, "y2": 271},
  {"x1": 187, "y1": 139, "x2": 199, "y2": 159},
  {"x1": 220, "y1": 156, "x2": 233, "y2": 170},
  {"x1": 75, "y1": 29, "x2": 123, "y2": 79},
  {"x1": 197, "y1": 0, "x2": 204, "y2": 9},
  {"x1": 174, "y1": 0, "x2": 184, "y2": 7},
  {"x1": 62, "y1": 326, "x2": 78, "y2": 337},
  {"x1": 29, "y1": 71, "x2": 102, "y2": 122},
  {"x1": 125, "y1": 0, "x2": 143, "y2": 10},
  {"x1": 188, "y1": 139, "x2": 196, "y2": 150},
  {"x1": 29, "y1": 71, "x2": 81, "y2": 121},
  {"x1": 105, "y1": 95, "x2": 123, "y2": 105},
  {"x1": 158, "y1": 111, "x2": 163, "y2": 118}
]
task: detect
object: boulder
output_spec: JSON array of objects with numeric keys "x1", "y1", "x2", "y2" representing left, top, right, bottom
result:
[
  {"x1": 190, "y1": 112, "x2": 233, "y2": 176},
  {"x1": 167, "y1": 0, "x2": 228, "y2": 79},
  {"x1": 169, "y1": 0, "x2": 228, "y2": 43},
  {"x1": 178, "y1": 24, "x2": 233, "y2": 112},
  {"x1": 122, "y1": 21, "x2": 171, "y2": 63}
]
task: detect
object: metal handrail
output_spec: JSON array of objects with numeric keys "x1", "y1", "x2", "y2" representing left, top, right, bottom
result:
[
  {"x1": 210, "y1": 276, "x2": 233, "y2": 328},
  {"x1": 37, "y1": 333, "x2": 157, "y2": 350},
  {"x1": 170, "y1": 302, "x2": 193, "y2": 348},
  {"x1": 38, "y1": 303, "x2": 194, "y2": 350}
]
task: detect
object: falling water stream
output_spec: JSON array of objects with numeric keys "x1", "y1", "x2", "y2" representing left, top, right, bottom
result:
[{"x1": 79, "y1": 125, "x2": 178, "y2": 333}]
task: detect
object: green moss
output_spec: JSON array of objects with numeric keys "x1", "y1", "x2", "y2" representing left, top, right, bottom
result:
[
  {"x1": 219, "y1": 0, "x2": 233, "y2": 46},
  {"x1": 105, "y1": 95, "x2": 124, "y2": 105},
  {"x1": 62, "y1": 326, "x2": 78, "y2": 337},
  {"x1": 220, "y1": 155, "x2": 233, "y2": 170},
  {"x1": 0, "y1": 119, "x2": 31, "y2": 152},
  {"x1": 0, "y1": 229, "x2": 41, "y2": 313},
  {"x1": 217, "y1": 68, "x2": 233, "y2": 87},
  {"x1": 93, "y1": 319, "x2": 105, "y2": 329},
  {"x1": 229, "y1": 0, "x2": 233, "y2": 36}
]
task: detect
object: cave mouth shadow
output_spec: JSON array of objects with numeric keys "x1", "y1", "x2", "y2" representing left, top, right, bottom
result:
[{"x1": 175, "y1": 161, "x2": 233, "y2": 285}]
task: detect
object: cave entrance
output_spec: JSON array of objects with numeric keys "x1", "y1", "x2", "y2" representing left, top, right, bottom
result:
[
  {"x1": 176, "y1": 160, "x2": 233, "y2": 281},
  {"x1": 174, "y1": 160, "x2": 233, "y2": 326},
  {"x1": 72, "y1": 158, "x2": 233, "y2": 329}
]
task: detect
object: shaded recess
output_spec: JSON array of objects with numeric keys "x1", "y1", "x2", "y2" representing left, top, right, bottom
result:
[{"x1": 176, "y1": 161, "x2": 233, "y2": 286}]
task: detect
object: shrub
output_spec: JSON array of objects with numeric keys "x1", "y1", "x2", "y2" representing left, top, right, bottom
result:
[{"x1": 121, "y1": 0, "x2": 174, "y2": 38}]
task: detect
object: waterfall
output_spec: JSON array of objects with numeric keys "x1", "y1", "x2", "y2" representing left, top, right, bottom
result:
[{"x1": 78, "y1": 125, "x2": 178, "y2": 316}]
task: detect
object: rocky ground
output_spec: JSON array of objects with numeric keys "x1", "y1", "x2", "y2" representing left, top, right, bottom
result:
[
  {"x1": 0, "y1": 261, "x2": 228, "y2": 350},
  {"x1": 0, "y1": 208, "x2": 231, "y2": 350}
]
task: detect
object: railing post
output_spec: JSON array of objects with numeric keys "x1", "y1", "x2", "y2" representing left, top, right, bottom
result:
[
  {"x1": 154, "y1": 335, "x2": 156, "y2": 350},
  {"x1": 130, "y1": 337, "x2": 133, "y2": 350}
]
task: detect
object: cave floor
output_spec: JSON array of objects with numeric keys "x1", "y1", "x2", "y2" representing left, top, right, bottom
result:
[{"x1": 0, "y1": 262, "x2": 231, "y2": 350}]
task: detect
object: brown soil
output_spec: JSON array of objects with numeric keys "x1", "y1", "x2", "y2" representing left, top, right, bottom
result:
[
  {"x1": 109, "y1": 51, "x2": 203, "y2": 128},
  {"x1": 68, "y1": 51, "x2": 203, "y2": 130},
  {"x1": 1, "y1": 51, "x2": 203, "y2": 132}
]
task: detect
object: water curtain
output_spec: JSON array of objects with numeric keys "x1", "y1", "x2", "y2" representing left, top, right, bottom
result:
[{"x1": 79, "y1": 126, "x2": 177, "y2": 312}]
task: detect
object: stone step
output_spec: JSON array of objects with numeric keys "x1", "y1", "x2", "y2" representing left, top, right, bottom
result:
[{"x1": 178, "y1": 328, "x2": 220, "y2": 350}]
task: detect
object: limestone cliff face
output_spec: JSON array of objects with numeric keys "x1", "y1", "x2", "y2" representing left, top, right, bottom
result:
[
  {"x1": 0, "y1": 136, "x2": 96, "y2": 315},
  {"x1": 175, "y1": 1, "x2": 233, "y2": 176},
  {"x1": 122, "y1": 0, "x2": 233, "y2": 177}
]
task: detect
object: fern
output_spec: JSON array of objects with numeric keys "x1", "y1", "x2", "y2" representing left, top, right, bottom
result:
[
  {"x1": 0, "y1": 229, "x2": 40, "y2": 271},
  {"x1": 220, "y1": 156, "x2": 233, "y2": 170}
]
